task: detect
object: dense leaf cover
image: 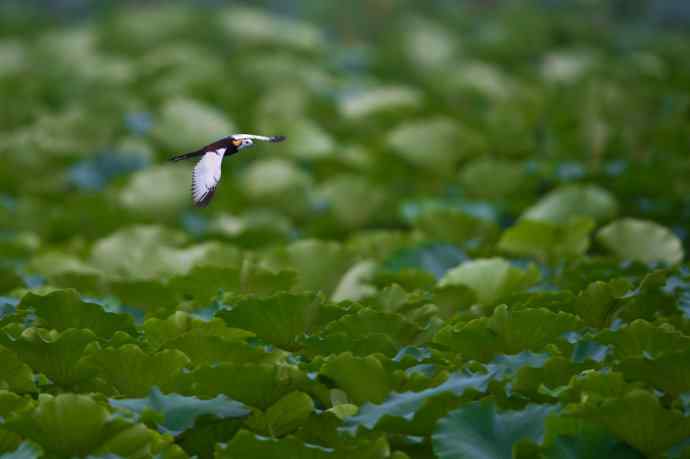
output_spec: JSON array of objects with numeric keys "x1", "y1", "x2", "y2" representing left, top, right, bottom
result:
[{"x1": 1, "y1": 2, "x2": 690, "y2": 458}]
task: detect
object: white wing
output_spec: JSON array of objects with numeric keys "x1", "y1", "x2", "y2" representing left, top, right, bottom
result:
[
  {"x1": 192, "y1": 149, "x2": 226, "y2": 207},
  {"x1": 232, "y1": 134, "x2": 285, "y2": 143}
]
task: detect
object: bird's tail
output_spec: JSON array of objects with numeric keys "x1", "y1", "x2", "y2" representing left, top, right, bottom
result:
[{"x1": 169, "y1": 150, "x2": 202, "y2": 162}]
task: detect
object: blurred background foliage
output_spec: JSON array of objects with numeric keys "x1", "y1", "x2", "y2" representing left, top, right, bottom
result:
[
  {"x1": 1, "y1": 0, "x2": 689, "y2": 247},
  {"x1": 2, "y1": 1, "x2": 690, "y2": 458}
]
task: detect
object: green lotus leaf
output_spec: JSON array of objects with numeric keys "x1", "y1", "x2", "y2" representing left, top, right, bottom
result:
[
  {"x1": 432, "y1": 401, "x2": 559, "y2": 459},
  {"x1": 569, "y1": 390, "x2": 690, "y2": 456},
  {"x1": 118, "y1": 165, "x2": 189, "y2": 216},
  {"x1": 175, "y1": 418, "x2": 244, "y2": 459},
  {"x1": 18, "y1": 289, "x2": 135, "y2": 338},
  {"x1": 401, "y1": 16, "x2": 455, "y2": 70},
  {"x1": 172, "y1": 363, "x2": 315, "y2": 410},
  {"x1": 295, "y1": 410, "x2": 388, "y2": 454},
  {"x1": 511, "y1": 356, "x2": 579, "y2": 401},
  {"x1": 303, "y1": 333, "x2": 399, "y2": 359},
  {"x1": 89, "y1": 225, "x2": 192, "y2": 280},
  {"x1": 330, "y1": 261, "x2": 378, "y2": 303},
  {"x1": 498, "y1": 217, "x2": 594, "y2": 259},
  {"x1": 263, "y1": 240, "x2": 352, "y2": 295},
  {"x1": 217, "y1": 428, "x2": 394, "y2": 459},
  {"x1": 381, "y1": 243, "x2": 468, "y2": 280},
  {"x1": 207, "y1": 211, "x2": 294, "y2": 248},
  {"x1": 240, "y1": 51, "x2": 331, "y2": 89},
  {"x1": 216, "y1": 430, "x2": 333, "y2": 459},
  {"x1": 83, "y1": 344, "x2": 190, "y2": 396},
  {"x1": 4, "y1": 393, "x2": 179, "y2": 459},
  {"x1": 522, "y1": 185, "x2": 618, "y2": 224},
  {"x1": 388, "y1": 118, "x2": 487, "y2": 173},
  {"x1": 508, "y1": 290, "x2": 576, "y2": 315},
  {"x1": 412, "y1": 208, "x2": 500, "y2": 246},
  {"x1": 219, "y1": 7, "x2": 324, "y2": 52},
  {"x1": 0, "y1": 391, "x2": 32, "y2": 419},
  {"x1": 572, "y1": 278, "x2": 631, "y2": 328},
  {"x1": 434, "y1": 305, "x2": 582, "y2": 361},
  {"x1": 460, "y1": 159, "x2": 531, "y2": 199},
  {"x1": 0, "y1": 232, "x2": 38, "y2": 260},
  {"x1": 540, "y1": 416, "x2": 644, "y2": 459},
  {"x1": 115, "y1": 265, "x2": 294, "y2": 314},
  {"x1": 143, "y1": 311, "x2": 253, "y2": 350},
  {"x1": 0, "y1": 347, "x2": 35, "y2": 393},
  {"x1": 563, "y1": 370, "x2": 634, "y2": 404},
  {"x1": 241, "y1": 158, "x2": 313, "y2": 206},
  {"x1": 320, "y1": 308, "x2": 421, "y2": 350},
  {"x1": 429, "y1": 284, "x2": 480, "y2": 320},
  {"x1": 247, "y1": 391, "x2": 315, "y2": 437},
  {"x1": 0, "y1": 442, "x2": 43, "y2": 459},
  {"x1": 109, "y1": 6, "x2": 193, "y2": 48},
  {"x1": 343, "y1": 370, "x2": 494, "y2": 435},
  {"x1": 0, "y1": 328, "x2": 97, "y2": 388},
  {"x1": 4, "y1": 105, "x2": 112, "y2": 162},
  {"x1": 320, "y1": 353, "x2": 393, "y2": 405},
  {"x1": 0, "y1": 267, "x2": 22, "y2": 295},
  {"x1": 164, "y1": 331, "x2": 284, "y2": 367},
  {"x1": 617, "y1": 349, "x2": 690, "y2": 396},
  {"x1": 446, "y1": 61, "x2": 515, "y2": 101},
  {"x1": 555, "y1": 257, "x2": 649, "y2": 293},
  {"x1": 339, "y1": 86, "x2": 422, "y2": 121},
  {"x1": 274, "y1": 119, "x2": 335, "y2": 160},
  {"x1": 26, "y1": 252, "x2": 104, "y2": 294},
  {"x1": 596, "y1": 218, "x2": 684, "y2": 265},
  {"x1": 595, "y1": 320, "x2": 690, "y2": 360},
  {"x1": 361, "y1": 283, "x2": 420, "y2": 315},
  {"x1": 106, "y1": 279, "x2": 177, "y2": 314},
  {"x1": 217, "y1": 293, "x2": 326, "y2": 350},
  {"x1": 228, "y1": 263, "x2": 298, "y2": 296},
  {"x1": 616, "y1": 270, "x2": 679, "y2": 322},
  {"x1": 109, "y1": 387, "x2": 250, "y2": 435},
  {"x1": 152, "y1": 97, "x2": 235, "y2": 152},
  {"x1": 316, "y1": 175, "x2": 387, "y2": 229},
  {"x1": 345, "y1": 230, "x2": 414, "y2": 262},
  {"x1": 0, "y1": 392, "x2": 34, "y2": 454},
  {"x1": 439, "y1": 258, "x2": 540, "y2": 306}
]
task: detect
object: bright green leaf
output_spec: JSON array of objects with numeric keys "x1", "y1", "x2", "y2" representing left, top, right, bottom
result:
[
  {"x1": 523, "y1": 185, "x2": 618, "y2": 224},
  {"x1": 597, "y1": 218, "x2": 684, "y2": 265},
  {"x1": 439, "y1": 258, "x2": 540, "y2": 305}
]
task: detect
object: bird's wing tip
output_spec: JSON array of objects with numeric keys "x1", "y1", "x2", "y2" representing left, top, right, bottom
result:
[{"x1": 269, "y1": 135, "x2": 286, "y2": 143}]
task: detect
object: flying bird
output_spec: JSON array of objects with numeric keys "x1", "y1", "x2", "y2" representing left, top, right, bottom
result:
[{"x1": 170, "y1": 134, "x2": 286, "y2": 207}]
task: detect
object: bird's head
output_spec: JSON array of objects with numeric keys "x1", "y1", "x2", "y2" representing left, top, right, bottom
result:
[
  {"x1": 231, "y1": 134, "x2": 286, "y2": 151},
  {"x1": 231, "y1": 137, "x2": 255, "y2": 150}
]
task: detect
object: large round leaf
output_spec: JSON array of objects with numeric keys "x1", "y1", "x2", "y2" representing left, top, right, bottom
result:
[
  {"x1": 596, "y1": 218, "x2": 683, "y2": 265},
  {"x1": 432, "y1": 401, "x2": 559, "y2": 459}
]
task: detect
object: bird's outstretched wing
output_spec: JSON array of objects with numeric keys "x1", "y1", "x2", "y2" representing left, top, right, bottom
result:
[{"x1": 192, "y1": 150, "x2": 225, "y2": 207}]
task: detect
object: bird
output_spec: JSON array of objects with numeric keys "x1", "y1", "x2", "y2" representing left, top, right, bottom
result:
[{"x1": 170, "y1": 134, "x2": 286, "y2": 207}]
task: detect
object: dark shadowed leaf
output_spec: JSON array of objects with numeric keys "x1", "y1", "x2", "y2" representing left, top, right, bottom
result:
[
  {"x1": 569, "y1": 390, "x2": 690, "y2": 456},
  {"x1": 432, "y1": 401, "x2": 559, "y2": 459}
]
